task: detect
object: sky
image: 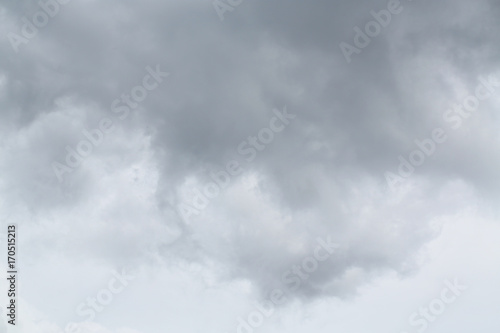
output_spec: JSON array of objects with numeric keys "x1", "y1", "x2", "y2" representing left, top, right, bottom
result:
[{"x1": 0, "y1": 0, "x2": 500, "y2": 332}]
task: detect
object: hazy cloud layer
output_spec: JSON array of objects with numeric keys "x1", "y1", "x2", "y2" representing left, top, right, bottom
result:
[{"x1": 0, "y1": 0, "x2": 499, "y2": 332}]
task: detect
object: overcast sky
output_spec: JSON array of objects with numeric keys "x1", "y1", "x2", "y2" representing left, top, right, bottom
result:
[{"x1": 1, "y1": 0, "x2": 500, "y2": 332}]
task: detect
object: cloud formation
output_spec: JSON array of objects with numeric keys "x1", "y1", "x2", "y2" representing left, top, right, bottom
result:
[{"x1": 0, "y1": 1, "x2": 499, "y2": 331}]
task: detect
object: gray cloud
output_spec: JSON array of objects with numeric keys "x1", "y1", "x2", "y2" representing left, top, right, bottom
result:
[{"x1": 0, "y1": 1, "x2": 499, "y2": 331}]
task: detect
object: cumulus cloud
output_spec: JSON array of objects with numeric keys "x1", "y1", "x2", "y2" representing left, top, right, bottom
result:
[{"x1": 0, "y1": 0, "x2": 499, "y2": 332}]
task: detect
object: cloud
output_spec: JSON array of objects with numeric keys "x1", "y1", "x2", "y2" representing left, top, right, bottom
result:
[{"x1": 0, "y1": 1, "x2": 499, "y2": 327}]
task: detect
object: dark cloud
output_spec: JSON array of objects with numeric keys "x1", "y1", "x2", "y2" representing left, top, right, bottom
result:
[{"x1": 0, "y1": 0, "x2": 499, "y2": 322}]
